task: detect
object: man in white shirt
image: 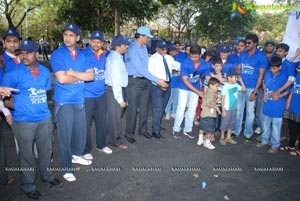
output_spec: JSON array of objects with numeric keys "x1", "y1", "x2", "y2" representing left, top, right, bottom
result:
[{"x1": 148, "y1": 40, "x2": 180, "y2": 138}]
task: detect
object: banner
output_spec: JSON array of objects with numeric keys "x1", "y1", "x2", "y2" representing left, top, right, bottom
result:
[{"x1": 282, "y1": 9, "x2": 300, "y2": 61}]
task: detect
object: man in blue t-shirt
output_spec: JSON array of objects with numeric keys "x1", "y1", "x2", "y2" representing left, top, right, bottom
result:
[
  {"x1": 173, "y1": 44, "x2": 210, "y2": 139},
  {"x1": 234, "y1": 34, "x2": 269, "y2": 142},
  {"x1": 3, "y1": 40, "x2": 62, "y2": 199},
  {"x1": 50, "y1": 23, "x2": 94, "y2": 182},
  {"x1": 82, "y1": 30, "x2": 112, "y2": 160}
]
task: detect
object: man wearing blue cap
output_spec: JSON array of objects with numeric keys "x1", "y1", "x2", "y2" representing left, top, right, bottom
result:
[
  {"x1": 81, "y1": 30, "x2": 112, "y2": 161},
  {"x1": 148, "y1": 40, "x2": 180, "y2": 138},
  {"x1": 50, "y1": 23, "x2": 94, "y2": 182},
  {"x1": 124, "y1": 26, "x2": 169, "y2": 143},
  {"x1": 2, "y1": 39, "x2": 62, "y2": 199},
  {"x1": 105, "y1": 35, "x2": 130, "y2": 149}
]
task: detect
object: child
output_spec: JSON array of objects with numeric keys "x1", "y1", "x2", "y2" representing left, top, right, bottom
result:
[
  {"x1": 198, "y1": 77, "x2": 221, "y2": 150},
  {"x1": 285, "y1": 67, "x2": 300, "y2": 156},
  {"x1": 256, "y1": 56, "x2": 290, "y2": 154},
  {"x1": 219, "y1": 71, "x2": 246, "y2": 145}
]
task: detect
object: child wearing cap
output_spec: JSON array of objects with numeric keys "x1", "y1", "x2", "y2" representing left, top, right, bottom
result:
[
  {"x1": 256, "y1": 56, "x2": 290, "y2": 154},
  {"x1": 219, "y1": 71, "x2": 246, "y2": 145},
  {"x1": 2, "y1": 39, "x2": 62, "y2": 199}
]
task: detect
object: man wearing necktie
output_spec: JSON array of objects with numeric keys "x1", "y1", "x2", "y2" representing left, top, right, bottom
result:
[{"x1": 148, "y1": 40, "x2": 180, "y2": 138}]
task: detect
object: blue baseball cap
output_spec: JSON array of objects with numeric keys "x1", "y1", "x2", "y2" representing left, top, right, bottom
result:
[
  {"x1": 63, "y1": 23, "x2": 80, "y2": 35},
  {"x1": 90, "y1": 30, "x2": 104, "y2": 41},
  {"x1": 2, "y1": 28, "x2": 20, "y2": 39},
  {"x1": 17, "y1": 39, "x2": 39, "y2": 53},
  {"x1": 111, "y1": 35, "x2": 130, "y2": 46},
  {"x1": 137, "y1": 26, "x2": 153, "y2": 38},
  {"x1": 217, "y1": 44, "x2": 231, "y2": 53},
  {"x1": 168, "y1": 44, "x2": 177, "y2": 51},
  {"x1": 156, "y1": 40, "x2": 167, "y2": 49}
]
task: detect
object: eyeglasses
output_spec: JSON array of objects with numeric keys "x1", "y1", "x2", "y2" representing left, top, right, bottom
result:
[{"x1": 245, "y1": 41, "x2": 252, "y2": 45}]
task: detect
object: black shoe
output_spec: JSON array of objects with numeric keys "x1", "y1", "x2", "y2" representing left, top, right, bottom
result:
[
  {"x1": 49, "y1": 177, "x2": 63, "y2": 186},
  {"x1": 125, "y1": 136, "x2": 136, "y2": 143},
  {"x1": 152, "y1": 132, "x2": 162, "y2": 139},
  {"x1": 142, "y1": 132, "x2": 152, "y2": 139},
  {"x1": 26, "y1": 190, "x2": 41, "y2": 199}
]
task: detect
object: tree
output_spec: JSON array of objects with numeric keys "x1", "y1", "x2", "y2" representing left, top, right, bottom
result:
[{"x1": 0, "y1": 0, "x2": 42, "y2": 29}]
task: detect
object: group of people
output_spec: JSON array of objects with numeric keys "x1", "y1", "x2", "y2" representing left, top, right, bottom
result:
[{"x1": 0, "y1": 24, "x2": 300, "y2": 200}]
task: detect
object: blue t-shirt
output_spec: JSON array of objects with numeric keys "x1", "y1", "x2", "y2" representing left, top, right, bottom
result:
[
  {"x1": 239, "y1": 49, "x2": 269, "y2": 88},
  {"x1": 178, "y1": 57, "x2": 209, "y2": 91},
  {"x1": 289, "y1": 72, "x2": 300, "y2": 114},
  {"x1": 82, "y1": 46, "x2": 106, "y2": 98},
  {"x1": 2, "y1": 62, "x2": 51, "y2": 122},
  {"x1": 3, "y1": 52, "x2": 20, "y2": 73},
  {"x1": 263, "y1": 70, "x2": 289, "y2": 118},
  {"x1": 50, "y1": 45, "x2": 90, "y2": 104},
  {"x1": 281, "y1": 59, "x2": 296, "y2": 79}
]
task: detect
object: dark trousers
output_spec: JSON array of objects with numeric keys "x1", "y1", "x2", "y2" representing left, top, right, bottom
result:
[
  {"x1": 125, "y1": 77, "x2": 150, "y2": 138},
  {"x1": 0, "y1": 129, "x2": 8, "y2": 189},
  {"x1": 42, "y1": 46, "x2": 49, "y2": 61},
  {"x1": 54, "y1": 103, "x2": 86, "y2": 174},
  {"x1": 150, "y1": 84, "x2": 171, "y2": 134},
  {"x1": 84, "y1": 95, "x2": 107, "y2": 154},
  {"x1": 288, "y1": 119, "x2": 300, "y2": 149},
  {"x1": 106, "y1": 85, "x2": 125, "y2": 146},
  {"x1": 12, "y1": 118, "x2": 55, "y2": 193}
]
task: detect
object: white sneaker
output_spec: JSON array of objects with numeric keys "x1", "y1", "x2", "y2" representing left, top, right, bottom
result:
[
  {"x1": 255, "y1": 127, "x2": 261, "y2": 134},
  {"x1": 197, "y1": 139, "x2": 204, "y2": 146},
  {"x1": 204, "y1": 141, "x2": 215, "y2": 150},
  {"x1": 63, "y1": 173, "x2": 76, "y2": 182},
  {"x1": 165, "y1": 113, "x2": 170, "y2": 120},
  {"x1": 171, "y1": 113, "x2": 176, "y2": 119},
  {"x1": 97, "y1": 146, "x2": 113, "y2": 154},
  {"x1": 72, "y1": 155, "x2": 92, "y2": 165},
  {"x1": 83, "y1": 153, "x2": 93, "y2": 160}
]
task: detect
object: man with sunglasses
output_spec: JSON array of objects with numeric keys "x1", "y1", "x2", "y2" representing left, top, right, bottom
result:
[
  {"x1": 148, "y1": 40, "x2": 180, "y2": 139},
  {"x1": 124, "y1": 26, "x2": 169, "y2": 143},
  {"x1": 234, "y1": 34, "x2": 269, "y2": 142}
]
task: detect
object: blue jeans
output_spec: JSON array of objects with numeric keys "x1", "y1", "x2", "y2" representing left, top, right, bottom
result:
[
  {"x1": 165, "y1": 88, "x2": 179, "y2": 115},
  {"x1": 173, "y1": 89, "x2": 199, "y2": 133},
  {"x1": 261, "y1": 115, "x2": 282, "y2": 148},
  {"x1": 255, "y1": 88, "x2": 264, "y2": 128},
  {"x1": 234, "y1": 88, "x2": 256, "y2": 136}
]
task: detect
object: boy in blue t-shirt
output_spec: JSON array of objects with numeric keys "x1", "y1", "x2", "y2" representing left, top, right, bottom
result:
[
  {"x1": 219, "y1": 71, "x2": 246, "y2": 145},
  {"x1": 257, "y1": 56, "x2": 290, "y2": 154}
]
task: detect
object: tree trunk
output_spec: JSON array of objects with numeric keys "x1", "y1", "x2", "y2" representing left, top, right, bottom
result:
[{"x1": 114, "y1": 6, "x2": 120, "y2": 35}]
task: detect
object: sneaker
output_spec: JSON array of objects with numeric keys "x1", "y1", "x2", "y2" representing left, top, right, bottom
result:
[
  {"x1": 256, "y1": 142, "x2": 268, "y2": 148},
  {"x1": 72, "y1": 155, "x2": 92, "y2": 165},
  {"x1": 204, "y1": 140, "x2": 216, "y2": 150},
  {"x1": 173, "y1": 131, "x2": 181, "y2": 139},
  {"x1": 83, "y1": 153, "x2": 93, "y2": 160},
  {"x1": 171, "y1": 113, "x2": 176, "y2": 119},
  {"x1": 165, "y1": 113, "x2": 170, "y2": 120},
  {"x1": 219, "y1": 138, "x2": 227, "y2": 145},
  {"x1": 231, "y1": 133, "x2": 238, "y2": 138},
  {"x1": 245, "y1": 135, "x2": 252, "y2": 143},
  {"x1": 197, "y1": 139, "x2": 204, "y2": 146},
  {"x1": 255, "y1": 127, "x2": 261, "y2": 134},
  {"x1": 63, "y1": 173, "x2": 76, "y2": 182},
  {"x1": 268, "y1": 147, "x2": 278, "y2": 154},
  {"x1": 225, "y1": 138, "x2": 237, "y2": 145},
  {"x1": 183, "y1": 131, "x2": 195, "y2": 139},
  {"x1": 97, "y1": 146, "x2": 113, "y2": 154}
]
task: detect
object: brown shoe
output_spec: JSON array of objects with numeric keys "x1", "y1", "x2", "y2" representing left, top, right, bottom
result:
[
  {"x1": 173, "y1": 131, "x2": 181, "y2": 139},
  {"x1": 268, "y1": 147, "x2": 278, "y2": 154},
  {"x1": 256, "y1": 143, "x2": 268, "y2": 148},
  {"x1": 118, "y1": 144, "x2": 128, "y2": 149}
]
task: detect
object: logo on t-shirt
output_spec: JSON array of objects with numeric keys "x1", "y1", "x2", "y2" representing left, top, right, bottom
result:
[
  {"x1": 293, "y1": 83, "x2": 300, "y2": 94},
  {"x1": 94, "y1": 67, "x2": 105, "y2": 81},
  {"x1": 241, "y1": 64, "x2": 254, "y2": 75},
  {"x1": 28, "y1": 87, "x2": 47, "y2": 104}
]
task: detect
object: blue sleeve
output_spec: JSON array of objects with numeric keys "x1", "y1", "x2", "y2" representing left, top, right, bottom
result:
[
  {"x1": 259, "y1": 54, "x2": 269, "y2": 69},
  {"x1": 2, "y1": 71, "x2": 16, "y2": 88},
  {"x1": 180, "y1": 59, "x2": 190, "y2": 77},
  {"x1": 50, "y1": 50, "x2": 67, "y2": 73}
]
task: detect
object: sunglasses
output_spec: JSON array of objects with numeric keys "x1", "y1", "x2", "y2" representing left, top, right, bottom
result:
[{"x1": 246, "y1": 41, "x2": 252, "y2": 45}]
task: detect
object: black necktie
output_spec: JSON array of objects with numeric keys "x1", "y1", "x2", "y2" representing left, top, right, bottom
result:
[{"x1": 163, "y1": 56, "x2": 171, "y2": 81}]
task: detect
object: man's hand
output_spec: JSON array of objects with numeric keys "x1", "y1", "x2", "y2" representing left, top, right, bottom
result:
[
  {"x1": 249, "y1": 93, "x2": 257, "y2": 101},
  {"x1": 0, "y1": 87, "x2": 19, "y2": 98},
  {"x1": 270, "y1": 92, "x2": 279, "y2": 100},
  {"x1": 222, "y1": 110, "x2": 226, "y2": 117},
  {"x1": 5, "y1": 115, "x2": 13, "y2": 126},
  {"x1": 119, "y1": 101, "x2": 126, "y2": 108},
  {"x1": 157, "y1": 79, "x2": 169, "y2": 89}
]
